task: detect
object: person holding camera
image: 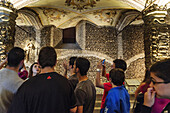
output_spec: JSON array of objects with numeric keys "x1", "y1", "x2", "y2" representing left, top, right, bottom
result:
[{"x1": 96, "y1": 59, "x2": 127, "y2": 113}]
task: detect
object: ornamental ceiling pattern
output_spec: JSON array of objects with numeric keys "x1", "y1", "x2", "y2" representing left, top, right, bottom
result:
[{"x1": 12, "y1": 0, "x2": 169, "y2": 28}]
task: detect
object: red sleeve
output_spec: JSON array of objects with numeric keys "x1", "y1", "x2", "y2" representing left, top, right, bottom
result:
[
  {"x1": 103, "y1": 82, "x2": 112, "y2": 92},
  {"x1": 106, "y1": 73, "x2": 109, "y2": 81}
]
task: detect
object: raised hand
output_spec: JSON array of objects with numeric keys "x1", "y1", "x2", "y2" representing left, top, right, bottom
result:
[{"x1": 143, "y1": 87, "x2": 156, "y2": 107}]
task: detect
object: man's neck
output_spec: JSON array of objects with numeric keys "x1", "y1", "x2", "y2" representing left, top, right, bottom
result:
[
  {"x1": 6, "y1": 65, "x2": 19, "y2": 73},
  {"x1": 111, "y1": 83, "x2": 118, "y2": 88},
  {"x1": 41, "y1": 66, "x2": 54, "y2": 74},
  {"x1": 77, "y1": 74, "x2": 88, "y2": 82}
]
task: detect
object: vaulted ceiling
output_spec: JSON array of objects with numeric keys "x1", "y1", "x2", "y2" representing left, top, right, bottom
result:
[{"x1": 8, "y1": 0, "x2": 169, "y2": 29}]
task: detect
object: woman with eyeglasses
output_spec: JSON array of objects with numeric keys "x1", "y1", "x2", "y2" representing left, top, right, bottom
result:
[
  {"x1": 28, "y1": 62, "x2": 41, "y2": 78},
  {"x1": 141, "y1": 59, "x2": 170, "y2": 113}
]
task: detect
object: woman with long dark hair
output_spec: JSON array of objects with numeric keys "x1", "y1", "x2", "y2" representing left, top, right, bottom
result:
[{"x1": 28, "y1": 62, "x2": 41, "y2": 78}]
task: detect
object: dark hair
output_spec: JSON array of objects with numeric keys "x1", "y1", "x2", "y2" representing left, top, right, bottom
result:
[
  {"x1": 150, "y1": 59, "x2": 170, "y2": 82},
  {"x1": 109, "y1": 68, "x2": 125, "y2": 86},
  {"x1": 69, "y1": 57, "x2": 77, "y2": 68},
  {"x1": 142, "y1": 69, "x2": 151, "y2": 84},
  {"x1": 29, "y1": 62, "x2": 38, "y2": 78},
  {"x1": 38, "y1": 46, "x2": 57, "y2": 68},
  {"x1": 76, "y1": 57, "x2": 90, "y2": 76},
  {"x1": 113, "y1": 59, "x2": 127, "y2": 71},
  {"x1": 7, "y1": 47, "x2": 25, "y2": 67}
]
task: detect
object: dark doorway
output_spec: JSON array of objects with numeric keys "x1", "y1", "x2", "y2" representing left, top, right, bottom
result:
[{"x1": 63, "y1": 27, "x2": 76, "y2": 43}]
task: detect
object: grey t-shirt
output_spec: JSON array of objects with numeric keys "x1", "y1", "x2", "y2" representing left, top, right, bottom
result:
[
  {"x1": 0, "y1": 68, "x2": 24, "y2": 113},
  {"x1": 74, "y1": 79, "x2": 96, "y2": 113}
]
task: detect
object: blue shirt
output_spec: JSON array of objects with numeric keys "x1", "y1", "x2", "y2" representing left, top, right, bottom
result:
[{"x1": 104, "y1": 86, "x2": 130, "y2": 113}]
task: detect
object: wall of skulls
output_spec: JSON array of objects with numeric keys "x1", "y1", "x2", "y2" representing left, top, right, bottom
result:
[
  {"x1": 122, "y1": 25, "x2": 145, "y2": 60},
  {"x1": 85, "y1": 22, "x2": 117, "y2": 59},
  {"x1": 15, "y1": 26, "x2": 36, "y2": 66},
  {"x1": 122, "y1": 25, "x2": 145, "y2": 81},
  {"x1": 40, "y1": 26, "x2": 51, "y2": 47},
  {"x1": 14, "y1": 22, "x2": 147, "y2": 94}
]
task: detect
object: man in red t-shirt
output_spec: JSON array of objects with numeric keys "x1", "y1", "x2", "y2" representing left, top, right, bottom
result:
[{"x1": 96, "y1": 59, "x2": 127, "y2": 113}]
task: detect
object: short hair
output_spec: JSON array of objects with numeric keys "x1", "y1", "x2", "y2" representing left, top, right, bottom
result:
[
  {"x1": 150, "y1": 59, "x2": 170, "y2": 82},
  {"x1": 76, "y1": 57, "x2": 90, "y2": 76},
  {"x1": 109, "y1": 68, "x2": 125, "y2": 86},
  {"x1": 113, "y1": 59, "x2": 127, "y2": 71},
  {"x1": 38, "y1": 46, "x2": 57, "y2": 68},
  {"x1": 69, "y1": 57, "x2": 77, "y2": 68},
  {"x1": 7, "y1": 47, "x2": 25, "y2": 67}
]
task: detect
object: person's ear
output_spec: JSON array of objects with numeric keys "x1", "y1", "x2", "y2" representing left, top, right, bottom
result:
[
  {"x1": 54, "y1": 60, "x2": 57, "y2": 66},
  {"x1": 76, "y1": 67, "x2": 79, "y2": 73}
]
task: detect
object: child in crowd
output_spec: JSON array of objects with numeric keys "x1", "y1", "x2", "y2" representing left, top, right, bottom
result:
[
  {"x1": 104, "y1": 68, "x2": 130, "y2": 113},
  {"x1": 96, "y1": 59, "x2": 127, "y2": 113}
]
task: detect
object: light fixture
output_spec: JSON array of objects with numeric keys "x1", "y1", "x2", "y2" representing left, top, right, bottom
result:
[{"x1": 65, "y1": 0, "x2": 100, "y2": 11}]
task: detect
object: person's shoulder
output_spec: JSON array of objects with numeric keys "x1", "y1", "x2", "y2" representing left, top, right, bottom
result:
[
  {"x1": 42, "y1": 72, "x2": 67, "y2": 79},
  {"x1": 69, "y1": 74, "x2": 78, "y2": 80},
  {"x1": 141, "y1": 82, "x2": 147, "y2": 86},
  {"x1": 77, "y1": 79, "x2": 95, "y2": 90},
  {"x1": 0, "y1": 68, "x2": 15, "y2": 74},
  {"x1": 55, "y1": 72, "x2": 69, "y2": 81},
  {"x1": 16, "y1": 78, "x2": 30, "y2": 92},
  {"x1": 83, "y1": 79, "x2": 94, "y2": 86},
  {"x1": 103, "y1": 82, "x2": 112, "y2": 88},
  {"x1": 76, "y1": 80, "x2": 87, "y2": 89},
  {"x1": 51, "y1": 72, "x2": 65, "y2": 77},
  {"x1": 104, "y1": 82, "x2": 111, "y2": 85},
  {"x1": 109, "y1": 86, "x2": 122, "y2": 93},
  {"x1": 106, "y1": 88, "x2": 116, "y2": 98},
  {"x1": 0, "y1": 68, "x2": 7, "y2": 77}
]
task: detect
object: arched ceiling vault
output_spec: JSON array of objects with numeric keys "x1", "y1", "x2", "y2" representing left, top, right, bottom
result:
[
  {"x1": 17, "y1": 8, "x2": 43, "y2": 29},
  {"x1": 9, "y1": 0, "x2": 169, "y2": 29}
]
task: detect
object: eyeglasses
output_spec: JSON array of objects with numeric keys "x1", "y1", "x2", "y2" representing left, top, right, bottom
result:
[{"x1": 150, "y1": 77, "x2": 170, "y2": 85}]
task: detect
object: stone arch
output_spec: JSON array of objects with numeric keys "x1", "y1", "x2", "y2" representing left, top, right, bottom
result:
[
  {"x1": 16, "y1": 8, "x2": 43, "y2": 30},
  {"x1": 116, "y1": 10, "x2": 142, "y2": 32},
  {"x1": 126, "y1": 53, "x2": 146, "y2": 82}
]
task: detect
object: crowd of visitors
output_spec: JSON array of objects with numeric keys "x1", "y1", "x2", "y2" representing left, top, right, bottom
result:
[{"x1": 0, "y1": 46, "x2": 169, "y2": 113}]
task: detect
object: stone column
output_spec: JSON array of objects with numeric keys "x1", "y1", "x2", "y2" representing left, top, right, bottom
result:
[
  {"x1": 117, "y1": 32, "x2": 123, "y2": 59},
  {"x1": 0, "y1": 0, "x2": 17, "y2": 60},
  {"x1": 35, "y1": 29, "x2": 41, "y2": 61},
  {"x1": 143, "y1": 4, "x2": 169, "y2": 69}
]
